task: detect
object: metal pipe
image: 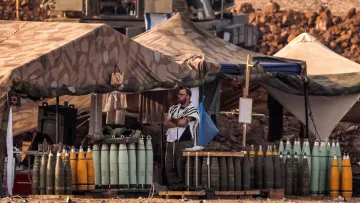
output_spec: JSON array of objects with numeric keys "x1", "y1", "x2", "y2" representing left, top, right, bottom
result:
[
  {"x1": 56, "y1": 96, "x2": 59, "y2": 144},
  {"x1": 304, "y1": 79, "x2": 309, "y2": 139}
]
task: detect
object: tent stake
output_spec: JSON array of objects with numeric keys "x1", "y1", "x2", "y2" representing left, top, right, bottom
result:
[{"x1": 56, "y1": 96, "x2": 59, "y2": 144}]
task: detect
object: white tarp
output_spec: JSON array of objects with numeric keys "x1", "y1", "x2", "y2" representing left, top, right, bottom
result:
[{"x1": 264, "y1": 33, "x2": 360, "y2": 140}]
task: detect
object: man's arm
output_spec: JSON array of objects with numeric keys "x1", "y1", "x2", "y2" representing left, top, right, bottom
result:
[
  {"x1": 163, "y1": 116, "x2": 178, "y2": 128},
  {"x1": 176, "y1": 117, "x2": 195, "y2": 127}
]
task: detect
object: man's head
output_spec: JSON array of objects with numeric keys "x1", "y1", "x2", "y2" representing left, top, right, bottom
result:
[{"x1": 177, "y1": 86, "x2": 191, "y2": 105}]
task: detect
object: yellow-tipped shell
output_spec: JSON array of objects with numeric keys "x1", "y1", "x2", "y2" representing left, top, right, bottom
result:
[
  {"x1": 86, "y1": 147, "x2": 95, "y2": 190},
  {"x1": 70, "y1": 146, "x2": 77, "y2": 191},
  {"x1": 340, "y1": 154, "x2": 352, "y2": 198},
  {"x1": 330, "y1": 154, "x2": 340, "y2": 197}
]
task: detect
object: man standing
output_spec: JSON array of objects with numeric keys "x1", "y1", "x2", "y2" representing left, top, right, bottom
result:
[{"x1": 163, "y1": 86, "x2": 200, "y2": 187}]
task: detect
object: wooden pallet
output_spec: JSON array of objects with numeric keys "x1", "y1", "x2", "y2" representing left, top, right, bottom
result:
[
  {"x1": 28, "y1": 195, "x2": 91, "y2": 199},
  {"x1": 159, "y1": 190, "x2": 260, "y2": 199},
  {"x1": 182, "y1": 151, "x2": 244, "y2": 157},
  {"x1": 85, "y1": 188, "x2": 151, "y2": 198},
  {"x1": 260, "y1": 189, "x2": 285, "y2": 199}
]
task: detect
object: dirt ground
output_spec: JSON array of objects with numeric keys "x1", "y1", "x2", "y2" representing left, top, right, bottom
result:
[{"x1": 1, "y1": 197, "x2": 360, "y2": 203}]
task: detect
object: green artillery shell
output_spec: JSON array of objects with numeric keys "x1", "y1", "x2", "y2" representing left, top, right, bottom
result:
[
  {"x1": 310, "y1": 140, "x2": 320, "y2": 196},
  {"x1": 318, "y1": 141, "x2": 327, "y2": 196},
  {"x1": 46, "y1": 152, "x2": 55, "y2": 195},
  {"x1": 242, "y1": 151, "x2": 250, "y2": 191},
  {"x1": 39, "y1": 154, "x2": 47, "y2": 194},
  {"x1": 292, "y1": 153, "x2": 299, "y2": 195},
  {"x1": 64, "y1": 152, "x2": 72, "y2": 195},
  {"x1": 210, "y1": 157, "x2": 220, "y2": 191},
  {"x1": 55, "y1": 152, "x2": 65, "y2": 195},
  {"x1": 227, "y1": 157, "x2": 235, "y2": 191},
  {"x1": 32, "y1": 155, "x2": 40, "y2": 194},
  {"x1": 300, "y1": 153, "x2": 310, "y2": 196},
  {"x1": 234, "y1": 157, "x2": 242, "y2": 191},
  {"x1": 255, "y1": 146, "x2": 264, "y2": 189},
  {"x1": 219, "y1": 157, "x2": 227, "y2": 191},
  {"x1": 285, "y1": 152, "x2": 293, "y2": 196}
]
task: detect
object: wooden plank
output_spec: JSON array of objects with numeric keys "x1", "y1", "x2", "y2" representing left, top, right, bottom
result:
[
  {"x1": 215, "y1": 191, "x2": 245, "y2": 195},
  {"x1": 182, "y1": 151, "x2": 244, "y2": 157},
  {"x1": 244, "y1": 190, "x2": 260, "y2": 195},
  {"x1": 159, "y1": 191, "x2": 206, "y2": 196},
  {"x1": 28, "y1": 195, "x2": 91, "y2": 199}
]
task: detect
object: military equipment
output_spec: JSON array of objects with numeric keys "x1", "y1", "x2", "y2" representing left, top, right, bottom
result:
[
  {"x1": 310, "y1": 140, "x2": 320, "y2": 196},
  {"x1": 128, "y1": 143, "x2": 137, "y2": 188},
  {"x1": 279, "y1": 153, "x2": 285, "y2": 188},
  {"x1": 242, "y1": 151, "x2": 250, "y2": 191},
  {"x1": 100, "y1": 144, "x2": 110, "y2": 188},
  {"x1": 227, "y1": 157, "x2": 235, "y2": 191},
  {"x1": 318, "y1": 141, "x2": 327, "y2": 196},
  {"x1": 32, "y1": 155, "x2": 40, "y2": 194},
  {"x1": 185, "y1": 155, "x2": 194, "y2": 188},
  {"x1": 77, "y1": 146, "x2": 88, "y2": 190},
  {"x1": 300, "y1": 153, "x2": 310, "y2": 196},
  {"x1": 273, "y1": 150, "x2": 281, "y2": 189},
  {"x1": 284, "y1": 139, "x2": 292, "y2": 162},
  {"x1": 234, "y1": 157, "x2": 242, "y2": 191},
  {"x1": 255, "y1": 145, "x2": 263, "y2": 189},
  {"x1": 86, "y1": 147, "x2": 95, "y2": 190},
  {"x1": 335, "y1": 140, "x2": 342, "y2": 171},
  {"x1": 118, "y1": 141, "x2": 129, "y2": 188},
  {"x1": 219, "y1": 157, "x2": 227, "y2": 191},
  {"x1": 278, "y1": 139, "x2": 284, "y2": 156},
  {"x1": 193, "y1": 155, "x2": 201, "y2": 188},
  {"x1": 64, "y1": 152, "x2": 72, "y2": 195},
  {"x1": 302, "y1": 139, "x2": 311, "y2": 174},
  {"x1": 249, "y1": 145, "x2": 256, "y2": 189},
  {"x1": 70, "y1": 146, "x2": 77, "y2": 190},
  {"x1": 264, "y1": 146, "x2": 274, "y2": 189},
  {"x1": 145, "y1": 135, "x2": 153, "y2": 188},
  {"x1": 325, "y1": 141, "x2": 331, "y2": 194},
  {"x1": 292, "y1": 152, "x2": 299, "y2": 195},
  {"x1": 137, "y1": 136, "x2": 146, "y2": 188},
  {"x1": 201, "y1": 156, "x2": 209, "y2": 188},
  {"x1": 55, "y1": 152, "x2": 65, "y2": 195},
  {"x1": 92, "y1": 144, "x2": 101, "y2": 189},
  {"x1": 109, "y1": 143, "x2": 119, "y2": 189},
  {"x1": 293, "y1": 139, "x2": 301, "y2": 165},
  {"x1": 46, "y1": 151, "x2": 55, "y2": 195},
  {"x1": 61, "y1": 148, "x2": 66, "y2": 161},
  {"x1": 340, "y1": 154, "x2": 352, "y2": 198},
  {"x1": 285, "y1": 152, "x2": 293, "y2": 196},
  {"x1": 330, "y1": 154, "x2": 339, "y2": 198},
  {"x1": 210, "y1": 157, "x2": 220, "y2": 191},
  {"x1": 39, "y1": 154, "x2": 47, "y2": 194}
]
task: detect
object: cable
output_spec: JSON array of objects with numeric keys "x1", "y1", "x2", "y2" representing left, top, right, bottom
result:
[{"x1": 306, "y1": 93, "x2": 322, "y2": 141}]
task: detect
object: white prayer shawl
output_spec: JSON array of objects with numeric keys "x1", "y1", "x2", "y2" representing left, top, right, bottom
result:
[{"x1": 166, "y1": 103, "x2": 200, "y2": 143}]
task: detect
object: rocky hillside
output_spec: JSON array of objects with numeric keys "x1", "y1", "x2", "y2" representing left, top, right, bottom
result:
[{"x1": 230, "y1": 2, "x2": 360, "y2": 63}]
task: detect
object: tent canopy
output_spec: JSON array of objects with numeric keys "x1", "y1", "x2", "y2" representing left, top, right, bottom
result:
[{"x1": 263, "y1": 33, "x2": 360, "y2": 140}]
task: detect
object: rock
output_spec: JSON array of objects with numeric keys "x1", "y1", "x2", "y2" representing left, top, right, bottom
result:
[
  {"x1": 264, "y1": 2, "x2": 280, "y2": 14},
  {"x1": 351, "y1": 36, "x2": 359, "y2": 45},
  {"x1": 305, "y1": 10, "x2": 318, "y2": 26},
  {"x1": 287, "y1": 32, "x2": 298, "y2": 43},
  {"x1": 269, "y1": 24, "x2": 281, "y2": 34},
  {"x1": 316, "y1": 12, "x2": 332, "y2": 31},
  {"x1": 332, "y1": 16, "x2": 342, "y2": 25},
  {"x1": 239, "y1": 2, "x2": 255, "y2": 13},
  {"x1": 345, "y1": 8, "x2": 357, "y2": 19},
  {"x1": 282, "y1": 12, "x2": 294, "y2": 26}
]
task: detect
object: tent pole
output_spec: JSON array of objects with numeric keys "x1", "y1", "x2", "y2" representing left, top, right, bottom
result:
[
  {"x1": 304, "y1": 79, "x2": 309, "y2": 139},
  {"x1": 56, "y1": 96, "x2": 59, "y2": 144}
]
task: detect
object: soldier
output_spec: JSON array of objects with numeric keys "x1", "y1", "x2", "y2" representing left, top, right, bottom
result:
[{"x1": 163, "y1": 86, "x2": 200, "y2": 188}]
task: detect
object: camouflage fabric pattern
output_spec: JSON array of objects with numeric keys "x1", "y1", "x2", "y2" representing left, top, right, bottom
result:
[{"x1": 133, "y1": 13, "x2": 264, "y2": 75}]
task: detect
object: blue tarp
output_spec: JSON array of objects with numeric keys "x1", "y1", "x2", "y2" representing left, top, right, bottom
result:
[
  {"x1": 197, "y1": 96, "x2": 219, "y2": 146},
  {"x1": 220, "y1": 56, "x2": 302, "y2": 75}
]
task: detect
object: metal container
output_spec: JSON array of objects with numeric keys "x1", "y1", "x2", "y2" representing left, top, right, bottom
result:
[
  {"x1": 55, "y1": 152, "x2": 65, "y2": 195},
  {"x1": 109, "y1": 144, "x2": 119, "y2": 189},
  {"x1": 31, "y1": 155, "x2": 40, "y2": 194}
]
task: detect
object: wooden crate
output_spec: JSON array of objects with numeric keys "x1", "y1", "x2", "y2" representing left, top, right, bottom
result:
[{"x1": 260, "y1": 189, "x2": 285, "y2": 199}]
